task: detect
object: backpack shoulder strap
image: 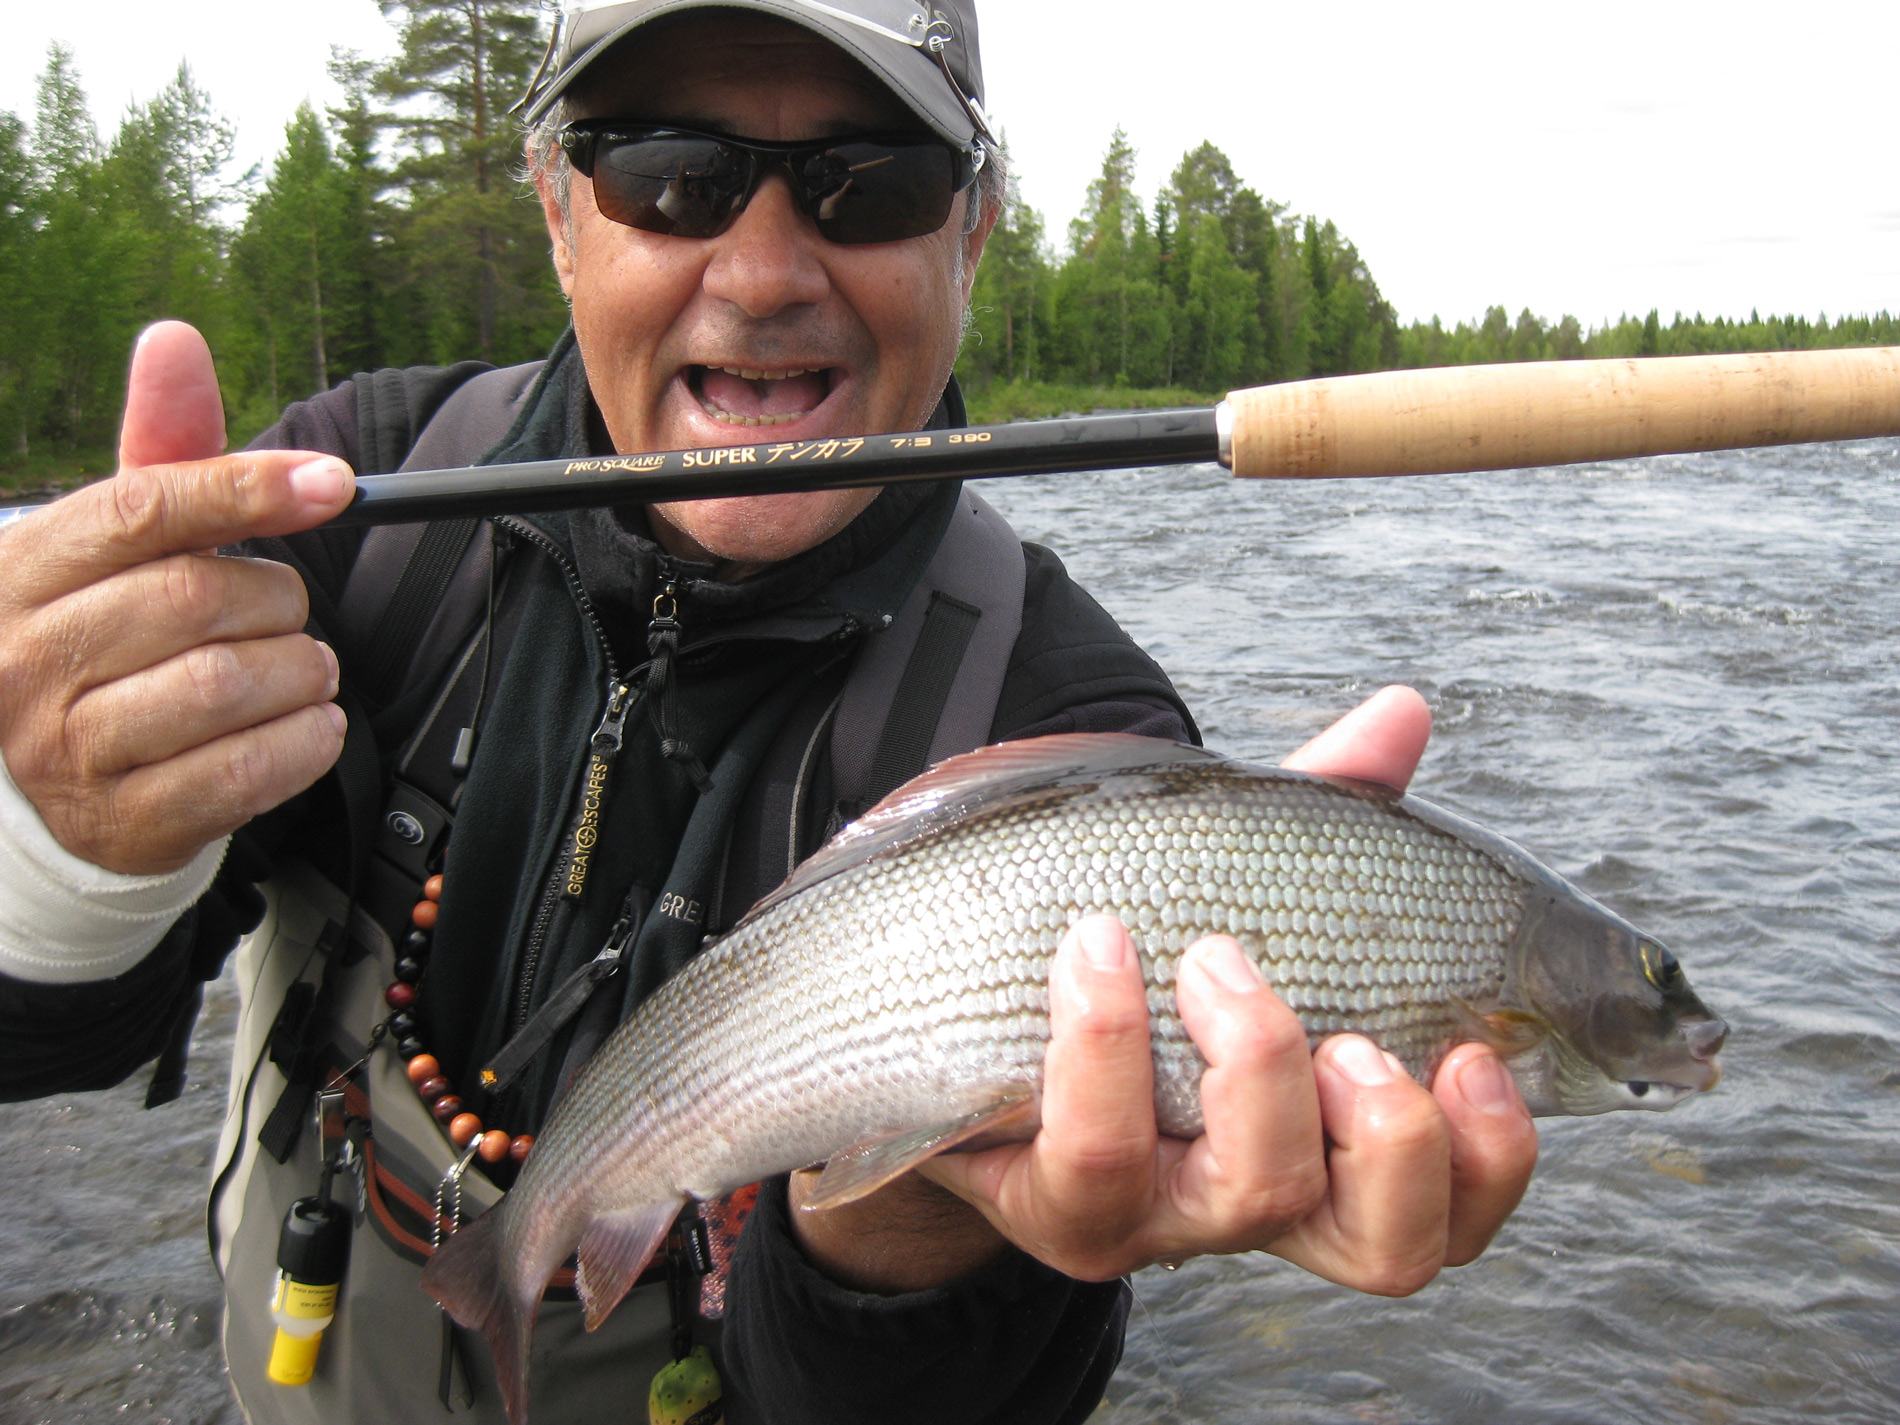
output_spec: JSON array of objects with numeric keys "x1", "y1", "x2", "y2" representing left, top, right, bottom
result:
[
  {"x1": 830, "y1": 488, "x2": 1026, "y2": 814},
  {"x1": 336, "y1": 362, "x2": 541, "y2": 707}
]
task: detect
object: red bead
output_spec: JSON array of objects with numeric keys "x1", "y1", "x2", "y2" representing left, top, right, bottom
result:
[
  {"x1": 431, "y1": 1095, "x2": 464, "y2": 1125},
  {"x1": 448, "y1": 1113, "x2": 483, "y2": 1147},
  {"x1": 509, "y1": 1135, "x2": 535, "y2": 1165},
  {"x1": 384, "y1": 982, "x2": 417, "y2": 1011},
  {"x1": 477, "y1": 1130, "x2": 511, "y2": 1164},
  {"x1": 411, "y1": 900, "x2": 439, "y2": 930},
  {"x1": 418, "y1": 1076, "x2": 451, "y2": 1102},
  {"x1": 423, "y1": 874, "x2": 444, "y2": 902},
  {"x1": 405, "y1": 1054, "x2": 441, "y2": 1086}
]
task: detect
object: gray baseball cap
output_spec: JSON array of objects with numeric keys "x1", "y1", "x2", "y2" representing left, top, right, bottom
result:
[{"x1": 518, "y1": 0, "x2": 993, "y2": 146}]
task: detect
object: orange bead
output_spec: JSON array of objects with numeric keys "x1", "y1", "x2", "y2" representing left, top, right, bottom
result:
[
  {"x1": 448, "y1": 1112, "x2": 483, "y2": 1148},
  {"x1": 424, "y1": 874, "x2": 445, "y2": 903},
  {"x1": 405, "y1": 1054, "x2": 441, "y2": 1086},
  {"x1": 477, "y1": 1130, "x2": 511, "y2": 1164},
  {"x1": 411, "y1": 900, "x2": 440, "y2": 930},
  {"x1": 509, "y1": 1135, "x2": 535, "y2": 1165}
]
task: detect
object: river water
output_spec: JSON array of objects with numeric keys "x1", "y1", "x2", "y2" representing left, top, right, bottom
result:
[{"x1": 3, "y1": 439, "x2": 1897, "y2": 1423}]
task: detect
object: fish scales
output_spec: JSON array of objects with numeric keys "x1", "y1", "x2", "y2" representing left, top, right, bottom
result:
[
  {"x1": 520, "y1": 763, "x2": 1526, "y2": 1237},
  {"x1": 423, "y1": 733, "x2": 1726, "y2": 1425}
]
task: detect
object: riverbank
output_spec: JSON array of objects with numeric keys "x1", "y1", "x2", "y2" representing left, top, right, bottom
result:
[
  {"x1": 0, "y1": 448, "x2": 112, "y2": 500},
  {"x1": 962, "y1": 382, "x2": 1221, "y2": 424}
]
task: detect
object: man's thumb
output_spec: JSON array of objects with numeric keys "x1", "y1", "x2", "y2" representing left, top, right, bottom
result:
[{"x1": 119, "y1": 322, "x2": 227, "y2": 471}]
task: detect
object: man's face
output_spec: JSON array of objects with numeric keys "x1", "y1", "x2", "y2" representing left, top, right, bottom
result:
[{"x1": 539, "y1": 15, "x2": 993, "y2": 574}]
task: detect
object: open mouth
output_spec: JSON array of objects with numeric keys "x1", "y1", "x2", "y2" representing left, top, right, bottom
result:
[
  {"x1": 1621, "y1": 1075, "x2": 1710, "y2": 1109},
  {"x1": 690, "y1": 364, "x2": 838, "y2": 428}
]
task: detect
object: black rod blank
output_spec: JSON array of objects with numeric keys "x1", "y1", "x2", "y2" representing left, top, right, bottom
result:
[{"x1": 331, "y1": 408, "x2": 1219, "y2": 527}]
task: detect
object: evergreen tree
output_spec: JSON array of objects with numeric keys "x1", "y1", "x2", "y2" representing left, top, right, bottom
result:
[
  {"x1": 0, "y1": 112, "x2": 39, "y2": 459},
  {"x1": 1178, "y1": 210, "x2": 1254, "y2": 391},
  {"x1": 323, "y1": 50, "x2": 393, "y2": 378},
  {"x1": 1054, "y1": 129, "x2": 1171, "y2": 385},
  {"x1": 231, "y1": 106, "x2": 359, "y2": 418},
  {"x1": 1225, "y1": 187, "x2": 1282, "y2": 382},
  {"x1": 26, "y1": 45, "x2": 120, "y2": 451},
  {"x1": 101, "y1": 64, "x2": 237, "y2": 342},
  {"x1": 965, "y1": 143, "x2": 1051, "y2": 385},
  {"x1": 370, "y1": 0, "x2": 562, "y2": 363}
]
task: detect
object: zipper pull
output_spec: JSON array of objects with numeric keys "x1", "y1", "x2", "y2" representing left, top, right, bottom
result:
[
  {"x1": 478, "y1": 909, "x2": 638, "y2": 1094},
  {"x1": 592, "y1": 678, "x2": 634, "y2": 757},
  {"x1": 645, "y1": 581, "x2": 714, "y2": 794},
  {"x1": 563, "y1": 677, "x2": 631, "y2": 902}
]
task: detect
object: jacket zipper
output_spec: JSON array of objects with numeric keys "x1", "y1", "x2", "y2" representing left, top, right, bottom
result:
[
  {"x1": 480, "y1": 888, "x2": 644, "y2": 1093},
  {"x1": 494, "y1": 520, "x2": 862, "y2": 1039},
  {"x1": 496, "y1": 516, "x2": 629, "y2": 1036}
]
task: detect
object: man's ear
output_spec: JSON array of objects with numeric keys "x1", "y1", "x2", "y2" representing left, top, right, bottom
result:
[
  {"x1": 537, "y1": 168, "x2": 578, "y2": 299},
  {"x1": 958, "y1": 191, "x2": 1001, "y2": 304}
]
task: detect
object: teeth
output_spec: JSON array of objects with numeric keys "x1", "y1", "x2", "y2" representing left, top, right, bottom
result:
[
  {"x1": 705, "y1": 409, "x2": 806, "y2": 428},
  {"x1": 712, "y1": 365, "x2": 812, "y2": 382}
]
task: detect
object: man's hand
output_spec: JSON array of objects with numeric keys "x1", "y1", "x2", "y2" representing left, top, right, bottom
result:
[
  {"x1": 0, "y1": 322, "x2": 357, "y2": 875},
  {"x1": 791, "y1": 686, "x2": 1538, "y2": 1296}
]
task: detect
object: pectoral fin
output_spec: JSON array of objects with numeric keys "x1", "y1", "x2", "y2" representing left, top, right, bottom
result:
[
  {"x1": 1453, "y1": 999, "x2": 1550, "y2": 1057},
  {"x1": 575, "y1": 1201, "x2": 682, "y2": 1331},
  {"x1": 802, "y1": 1089, "x2": 1039, "y2": 1210}
]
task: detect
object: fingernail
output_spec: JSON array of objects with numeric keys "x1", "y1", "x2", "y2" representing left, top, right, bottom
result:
[
  {"x1": 290, "y1": 458, "x2": 349, "y2": 506},
  {"x1": 1455, "y1": 1052, "x2": 1520, "y2": 1117},
  {"x1": 1186, "y1": 938, "x2": 1263, "y2": 995},
  {"x1": 1330, "y1": 1036, "x2": 1397, "y2": 1087},
  {"x1": 323, "y1": 702, "x2": 347, "y2": 738},
  {"x1": 1075, "y1": 916, "x2": 1129, "y2": 971},
  {"x1": 317, "y1": 641, "x2": 339, "y2": 690}
]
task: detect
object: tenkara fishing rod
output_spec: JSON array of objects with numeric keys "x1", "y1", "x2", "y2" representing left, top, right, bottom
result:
[{"x1": 7, "y1": 348, "x2": 1900, "y2": 528}]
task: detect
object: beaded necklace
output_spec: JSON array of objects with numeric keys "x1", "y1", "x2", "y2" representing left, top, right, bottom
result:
[{"x1": 381, "y1": 873, "x2": 536, "y2": 1169}]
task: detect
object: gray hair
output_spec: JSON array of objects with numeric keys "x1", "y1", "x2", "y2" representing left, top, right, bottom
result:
[{"x1": 522, "y1": 102, "x2": 1007, "y2": 239}]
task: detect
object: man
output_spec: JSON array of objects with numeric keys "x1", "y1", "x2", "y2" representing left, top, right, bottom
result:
[{"x1": 0, "y1": 3, "x2": 1537, "y2": 1421}]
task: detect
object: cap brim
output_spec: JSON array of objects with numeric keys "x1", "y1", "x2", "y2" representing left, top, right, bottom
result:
[{"x1": 523, "y1": 0, "x2": 977, "y2": 145}]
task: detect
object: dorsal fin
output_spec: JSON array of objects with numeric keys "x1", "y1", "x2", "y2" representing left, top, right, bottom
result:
[{"x1": 736, "y1": 733, "x2": 1219, "y2": 929}]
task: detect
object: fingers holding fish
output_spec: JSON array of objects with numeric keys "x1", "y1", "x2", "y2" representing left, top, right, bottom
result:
[
  {"x1": 1032, "y1": 916, "x2": 1162, "y2": 1254},
  {"x1": 1434, "y1": 1043, "x2": 1538, "y2": 1267},
  {"x1": 1280, "y1": 684, "x2": 1431, "y2": 791},
  {"x1": 1162, "y1": 935, "x2": 1328, "y2": 1254},
  {"x1": 921, "y1": 914, "x2": 1161, "y2": 1279},
  {"x1": 929, "y1": 923, "x2": 1340, "y2": 1281},
  {"x1": 1260, "y1": 1034, "x2": 1456, "y2": 1297}
]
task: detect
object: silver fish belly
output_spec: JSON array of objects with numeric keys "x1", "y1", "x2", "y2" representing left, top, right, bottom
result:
[{"x1": 424, "y1": 732, "x2": 1725, "y2": 1424}]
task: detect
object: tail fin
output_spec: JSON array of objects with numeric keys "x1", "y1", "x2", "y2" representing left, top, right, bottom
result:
[{"x1": 422, "y1": 1210, "x2": 535, "y2": 1425}]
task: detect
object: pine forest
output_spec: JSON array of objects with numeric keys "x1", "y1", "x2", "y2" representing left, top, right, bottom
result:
[{"x1": 3, "y1": 4, "x2": 1896, "y2": 489}]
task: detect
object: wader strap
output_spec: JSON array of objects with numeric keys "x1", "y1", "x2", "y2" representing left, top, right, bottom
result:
[
  {"x1": 862, "y1": 591, "x2": 982, "y2": 806},
  {"x1": 832, "y1": 490, "x2": 1026, "y2": 818},
  {"x1": 355, "y1": 519, "x2": 482, "y2": 705},
  {"x1": 257, "y1": 920, "x2": 351, "y2": 1163}
]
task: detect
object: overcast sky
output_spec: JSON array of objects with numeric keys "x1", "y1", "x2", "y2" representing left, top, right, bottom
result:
[{"x1": 5, "y1": 0, "x2": 1895, "y2": 329}]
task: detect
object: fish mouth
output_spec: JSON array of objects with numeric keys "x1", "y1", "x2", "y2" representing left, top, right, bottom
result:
[
  {"x1": 1617, "y1": 1064, "x2": 1719, "y2": 1111},
  {"x1": 688, "y1": 363, "x2": 841, "y2": 429}
]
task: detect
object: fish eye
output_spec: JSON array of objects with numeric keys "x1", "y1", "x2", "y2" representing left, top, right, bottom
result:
[{"x1": 1640, "y1": 941, "x2": 1683, "y2": 990}]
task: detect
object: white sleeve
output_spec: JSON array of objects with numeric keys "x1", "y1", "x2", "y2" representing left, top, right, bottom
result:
[{"x1": 0, "y1": 758, "x2": 229, "y2": 986}]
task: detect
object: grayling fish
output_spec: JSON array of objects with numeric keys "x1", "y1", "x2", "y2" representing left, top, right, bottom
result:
[{"x1": 423, "y1": 733, "x2": 1726, "y2": 1422}]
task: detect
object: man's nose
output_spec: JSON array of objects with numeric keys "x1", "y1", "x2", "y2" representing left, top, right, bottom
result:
[{"x1": 702, "y1": 173, "x2": 831, "y2": 318}]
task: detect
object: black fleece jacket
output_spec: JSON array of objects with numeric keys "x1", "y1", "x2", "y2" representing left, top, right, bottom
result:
[{"x1": 0, "y1": 338, "x2": 1197, "y2": 1425}]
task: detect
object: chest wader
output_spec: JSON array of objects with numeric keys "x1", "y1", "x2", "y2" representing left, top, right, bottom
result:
[{"x1": 205, "y1": 363, "x2": 1026, "y2": 1424}]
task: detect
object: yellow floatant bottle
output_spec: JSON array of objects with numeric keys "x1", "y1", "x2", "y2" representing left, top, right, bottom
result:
[
  {"x1": 266, "y1": 1196, "x2": 352, "y2": 1386},
  {"x1": 649, "y1": 1345, "x2": 723, "y2": 1425}
]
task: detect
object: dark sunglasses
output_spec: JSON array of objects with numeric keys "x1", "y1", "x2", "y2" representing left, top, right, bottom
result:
[{"x1": 558, "y1": 121, "x2": 982, "y2": 246}]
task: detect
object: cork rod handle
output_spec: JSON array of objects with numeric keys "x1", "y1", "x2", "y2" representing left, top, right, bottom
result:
[{"x1": 1220, "y1": 347, "x2": 1900, "y2": 479}]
